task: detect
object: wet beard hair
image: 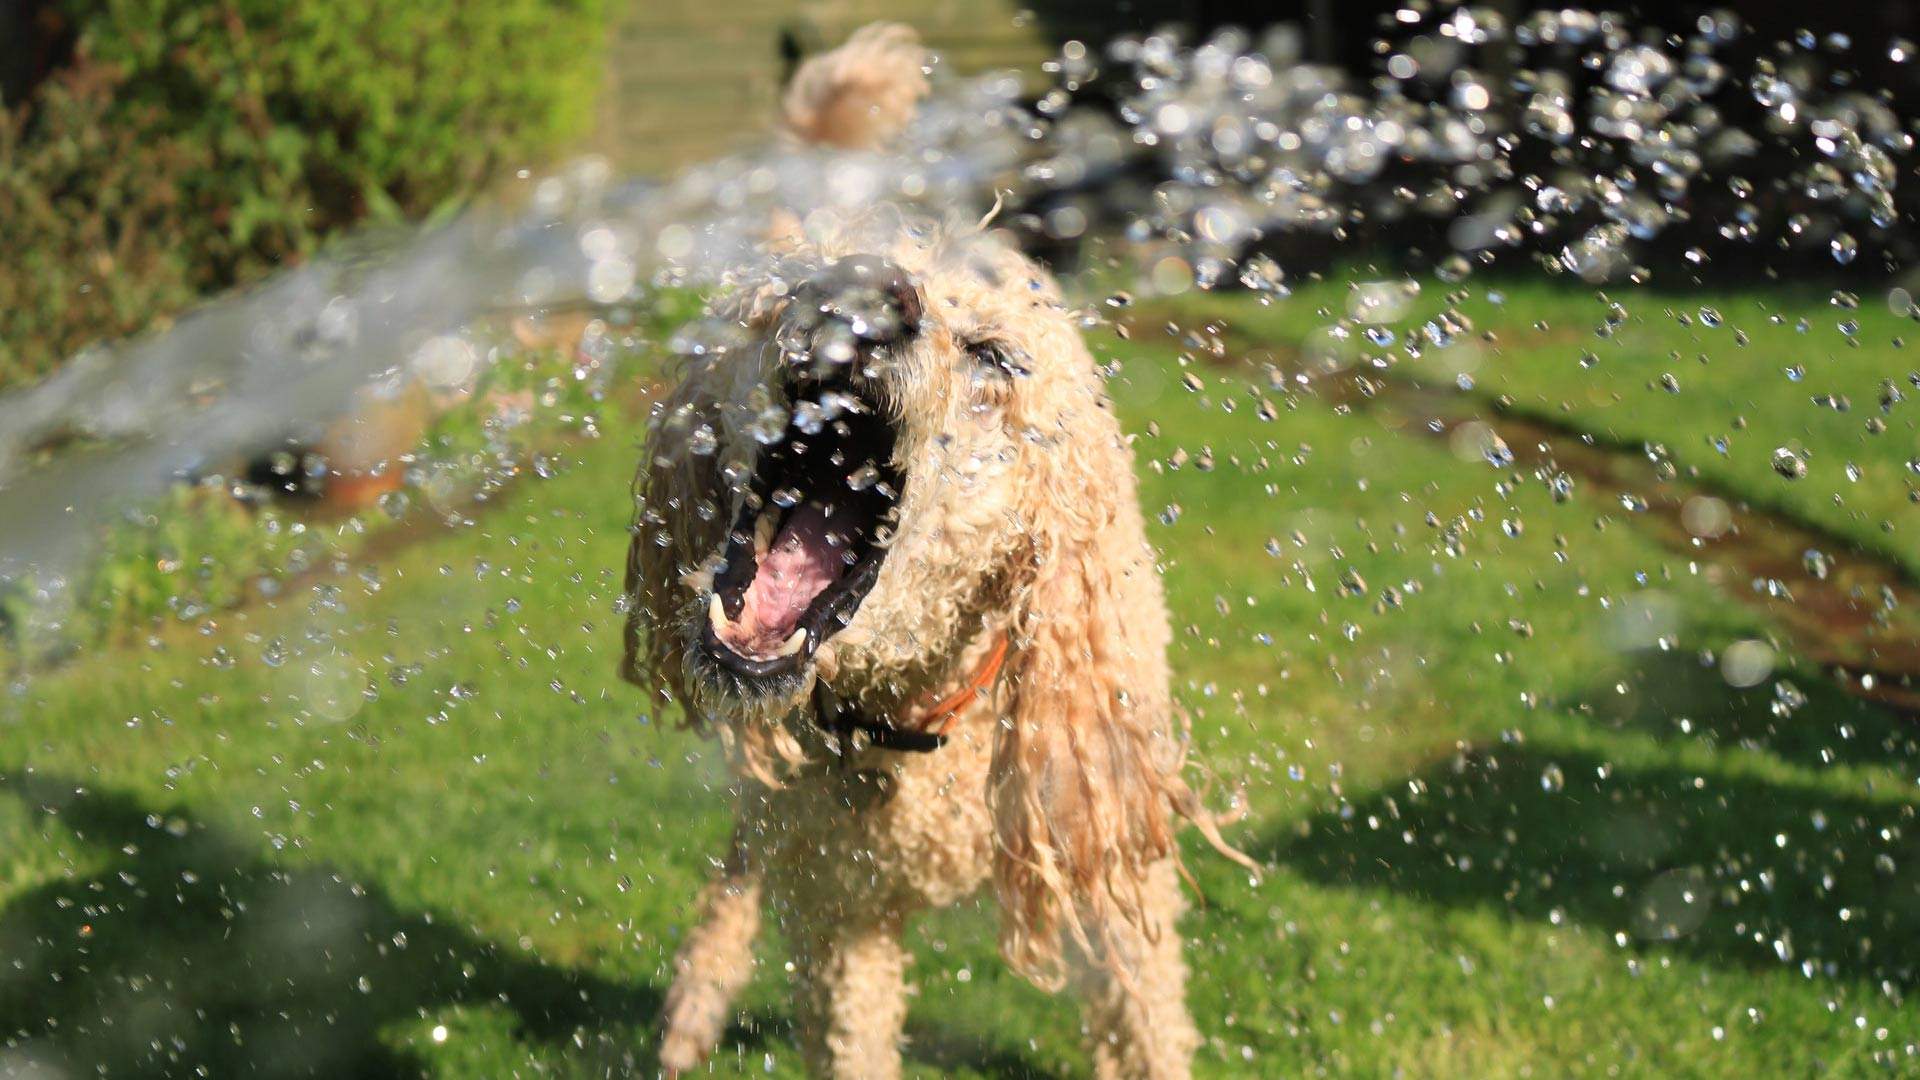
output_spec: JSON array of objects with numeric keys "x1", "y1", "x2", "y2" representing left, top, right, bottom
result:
[{"x1": 677, "y1": 591, "x2": 814, "y2": 711}]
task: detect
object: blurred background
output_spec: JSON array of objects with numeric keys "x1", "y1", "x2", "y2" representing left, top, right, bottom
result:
[
  {"x1": 3, "y1": 1, "x2": 1920, "y2": 1076},
  {"x1": 5, "y1": 0, "x2": 1919, "y2": 390}
]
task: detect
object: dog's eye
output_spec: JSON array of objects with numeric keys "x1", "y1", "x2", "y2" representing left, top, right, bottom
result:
[{"x1": 966, "y1": 340, "x2": 1029, "y2": 378}]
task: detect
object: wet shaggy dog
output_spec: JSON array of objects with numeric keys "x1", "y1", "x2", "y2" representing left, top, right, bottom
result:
[{"x1": 621, "y1": 27, "x2": 1242, "y2": 1079}]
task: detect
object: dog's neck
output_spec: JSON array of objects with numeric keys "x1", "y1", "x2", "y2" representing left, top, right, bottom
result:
[{"x1": 803, "y1": 614, "x2": 1011, "y2": 756}]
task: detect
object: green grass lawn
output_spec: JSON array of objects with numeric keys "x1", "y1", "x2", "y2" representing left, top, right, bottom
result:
[
  {"x1": 1158, "y1": 270, "x2": 1920, "y2": 580},
  {"x1": 2, "y1": 278, "x2": 1918, "y2": 1077}
]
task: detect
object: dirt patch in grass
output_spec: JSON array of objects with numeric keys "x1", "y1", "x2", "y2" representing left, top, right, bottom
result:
[{"x1": 1125, "y1": 305, "x2": 1920, "y2": 717}]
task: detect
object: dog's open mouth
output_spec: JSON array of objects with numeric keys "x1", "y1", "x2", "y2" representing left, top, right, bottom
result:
[{"x1": 701, "y1": 388, "x2": 902, "y2": 678}]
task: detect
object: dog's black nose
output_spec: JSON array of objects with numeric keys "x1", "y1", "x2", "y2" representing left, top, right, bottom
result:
[
  {"x1": 798, "y1": 256, "x2": 923, "y2": 346},
  {"x1": 835, "y1": 256, "x2": 923, "y2": 342}
]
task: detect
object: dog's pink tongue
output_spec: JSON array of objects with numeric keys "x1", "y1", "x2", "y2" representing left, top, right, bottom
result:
[{"x1": 717, "y1": 504, "x2": 843, "y2": 657}]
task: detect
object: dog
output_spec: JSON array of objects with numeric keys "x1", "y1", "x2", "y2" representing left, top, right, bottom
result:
[{"x1": 622, "y1": 26, "x2": 1244, "y2": 1078}]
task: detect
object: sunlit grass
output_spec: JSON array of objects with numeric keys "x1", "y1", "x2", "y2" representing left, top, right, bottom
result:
[
  {"x1": 0, "y1": 283, "x2": 1914, "y2": 1076},
  {"x1": 1160, "y1": 270, "x2": 1920, "y2": 578}
]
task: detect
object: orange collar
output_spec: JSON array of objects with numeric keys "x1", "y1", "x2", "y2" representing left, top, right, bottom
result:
[
  {"x1": 812, "y1": 634, "x2": 1011, "y2": 756},
  {"x1": 915, "y1": 634, "x2": 1010, "y2": 736}
]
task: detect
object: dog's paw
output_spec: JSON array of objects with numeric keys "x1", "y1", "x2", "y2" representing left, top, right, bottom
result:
[
  {"x1": 657, "y1": 988, "x2": 726, "y2": 1076},
  {"x1": 657, "y1": 1024, "x2": 711, "y2": 1077}
]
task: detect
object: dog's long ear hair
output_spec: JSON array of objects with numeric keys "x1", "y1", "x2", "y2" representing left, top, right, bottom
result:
[
  {"x1": 989, "y1": 364, "x2": 1247, "y2": 990},
  {"x1": 622, "y1": 297, "x2": 814, "y2": 784},
  {"x1": 621, "y1": 368, "x2": 725, "y2": 713}
]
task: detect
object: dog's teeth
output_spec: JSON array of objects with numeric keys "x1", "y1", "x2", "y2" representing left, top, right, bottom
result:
[
  {"x1": 708, "y1": 594, "x2": 729, "y2": 633},
  {"x1": 775, "y1": 629, "x2": 807, "y2": 657},
  {"x1": 754, "y1": 510, "x2": 777, "y2": 556}
]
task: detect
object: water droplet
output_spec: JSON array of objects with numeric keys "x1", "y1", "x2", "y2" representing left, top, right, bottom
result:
[
  {"x1": 1802, "y1": 549, "x2": 1831, "y2": 579},
  {"x1": 1540, "y1": 763, "x2": 1565, "y2": 793},
  {"x1": 1721, "y1": 639, "x2": 1776, "y2": 687}
]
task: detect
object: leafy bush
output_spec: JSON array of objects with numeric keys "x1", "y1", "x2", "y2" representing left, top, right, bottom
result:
[
  {"x1": 0, "y1": 0, "x2": 608, "y2": 386},
  {"x1": 0, "y1": 60, "x2": 208, "y2": 386}
]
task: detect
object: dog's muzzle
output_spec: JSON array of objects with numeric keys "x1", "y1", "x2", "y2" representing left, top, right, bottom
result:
[{"x1": 697, "y1": 257, "x2": 922, "y2": 687}]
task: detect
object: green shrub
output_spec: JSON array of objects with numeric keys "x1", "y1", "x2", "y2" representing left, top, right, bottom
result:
[
  {"x1": 0, "y1": 0, "x2": 608, "y2": 386},
  {"x1": 0, "y1": 60, "x2": 208, "y2": 386}
]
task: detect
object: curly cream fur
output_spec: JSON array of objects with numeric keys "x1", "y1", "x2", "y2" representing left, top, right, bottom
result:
[
  {"x1": 621, "y1": 26, "x2": 1244, "y2": 1079},
  {"x1": 623, "y1": 217, "x2": 1248, "y2": 1077},
  {"x1": 656, "y1": 833, "x2": 761, "y2": 1074}
]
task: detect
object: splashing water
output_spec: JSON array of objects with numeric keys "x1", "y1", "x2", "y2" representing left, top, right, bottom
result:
[
  {"x1": 0, "y1": 76, "x2": 1030, "y2": 581},
  {"x1": 7, "y1": 9, "x2": 1920, "y2": 1072},
  {"x1": 0, "y1": 7, "x2": 1911, "y2": 596}
]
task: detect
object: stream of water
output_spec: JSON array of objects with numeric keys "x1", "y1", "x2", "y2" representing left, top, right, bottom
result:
[{"x1": 0, "y1": 8, "x2": 1910, "y2": 593}]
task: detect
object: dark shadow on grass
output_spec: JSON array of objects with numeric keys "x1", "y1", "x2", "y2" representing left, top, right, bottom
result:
[
  {"x1": 0, "y1": 772, "x2": 1059, "y2": 1078},
  {"x1": 1553, "y1": 648, "x2": 1920, "y2": 778},
  {"x1": 1264, "y1": 728, "x2": 1920, "y2": 991},
  {"x1": 903, "y1": 1024, "x2": 1068, "y2": 1080},
  {"x1": 0, "y1": 771, "x2": 679, "y2": 1077}
]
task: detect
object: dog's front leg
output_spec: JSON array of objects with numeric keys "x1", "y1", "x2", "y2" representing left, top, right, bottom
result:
[
  {"x1": 658, "y1": 831, "x2": 763, "y2": 1075},
  {"x1": 789, "y1": 911, "x2": 910, "y2": 1080},
  {"x1": 1072, "y1": 858, "x2": 1200, "y2": 1080}
]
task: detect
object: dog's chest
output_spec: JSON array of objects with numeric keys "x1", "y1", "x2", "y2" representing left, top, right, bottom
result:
[{"x1": 754, "y1": 710, "x2": 999, "y2": 912}]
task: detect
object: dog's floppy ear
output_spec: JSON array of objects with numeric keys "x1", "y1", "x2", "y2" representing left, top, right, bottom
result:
[
  {"x1": 989, "y1": 396, "x2": 1229, "y2": 989},
  {"x1": 623, "y1": 292, "x2": 817, "y2": 783},
  {"x1": 621, "y1": 371, "x2": 728, "y2": 717}
]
